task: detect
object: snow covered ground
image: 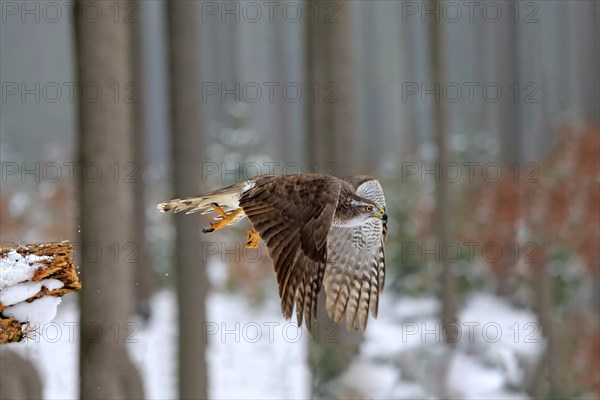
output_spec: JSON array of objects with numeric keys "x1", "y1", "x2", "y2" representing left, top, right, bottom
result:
[
  {"x1": 5, "y1": 287, "x2": 543, "y2": 399},
  {"x1": 4, "y1": 289, "x2": 310, "y2": 400},
  {"x1": 343, "y1": 292, "x2": 543, "y2": 399}
]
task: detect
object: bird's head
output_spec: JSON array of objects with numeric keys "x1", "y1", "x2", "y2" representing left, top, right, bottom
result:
[
  {"x1": 353, "y1": 198, "x2": 387, "y2": 220},
  {"x1": 334, "y1": 196, "x2": 387, "y2": 227}
]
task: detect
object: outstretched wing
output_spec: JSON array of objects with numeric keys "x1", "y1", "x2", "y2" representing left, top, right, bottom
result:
[
  {"x1": 324, "y1": 178, "x2": 387, "y2": 332},
  {"x1": 239, "y1": 175, "x2": 341, "y2": 330}
]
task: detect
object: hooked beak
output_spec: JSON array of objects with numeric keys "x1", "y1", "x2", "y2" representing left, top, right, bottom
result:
[{"x1": 378, "y1": 208, "x2": 388, "y2": 221}]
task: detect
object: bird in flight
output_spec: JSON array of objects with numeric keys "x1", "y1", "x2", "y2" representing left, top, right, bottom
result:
[{"x1": 157, "y1": 174, "x2": 387, "y2": 332}]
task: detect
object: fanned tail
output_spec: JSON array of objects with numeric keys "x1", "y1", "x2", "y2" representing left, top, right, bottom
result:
[
  {"x1": 157, "y1": 196, "x2": 217, "y2": 214},
  {"x1": 157, "y1": 181, "x2": 251, "y2": 215}
]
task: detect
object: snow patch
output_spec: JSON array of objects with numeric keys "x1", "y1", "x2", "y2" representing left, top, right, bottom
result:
[
  {"x1": 446, "y1": 352, "x2": 505, "y2": 397},
  {"x1": 0, "y1": 250, "x2": 51, "y2": 289},
  {"x1": 0, "y1": 278, "x2": 64, "y2": 306},
  {"x1": 3, "y1": 295, "x2": 62, "y2": 323},
  {"x1": 459, "y1": 293, "x2": 543, "y2": 358},
  {"x1": 356, "y1": 292, "x2": 541, "y2": 399},
  {"x1": 335, "y1": 359, "x2": 399, "y2": 399}
]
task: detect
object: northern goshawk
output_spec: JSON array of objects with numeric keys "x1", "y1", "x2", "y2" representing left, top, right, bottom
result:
[{"x1": 157, "y1": 174, "x2": 387, "y2": 332}]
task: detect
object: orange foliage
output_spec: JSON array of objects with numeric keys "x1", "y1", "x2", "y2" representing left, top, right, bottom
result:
[
  {"x1": 463, "y1": 122, "x2": 599, "y2": 276},
  {"x1": 460, "y1": 122, "x2": 599, "y2": 395}
]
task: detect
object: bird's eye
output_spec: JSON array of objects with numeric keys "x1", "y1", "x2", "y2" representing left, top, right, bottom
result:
[{"x1": 364, "y1": 205, "x2": 373, "y2": 212}]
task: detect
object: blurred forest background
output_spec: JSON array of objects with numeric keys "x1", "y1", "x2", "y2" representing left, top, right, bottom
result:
[{"x1": 0, "y1": 0, "x2": 598, "y2": 399}]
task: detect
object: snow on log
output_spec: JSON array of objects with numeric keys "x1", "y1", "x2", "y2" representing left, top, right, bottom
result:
[{"x1": 0, "y1": 241, "x2": 81, "y2": 344}]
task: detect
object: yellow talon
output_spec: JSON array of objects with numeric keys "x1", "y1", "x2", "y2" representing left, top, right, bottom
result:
[
  {"x1": 245, "y1": 229, "x2": 260, "y2": 248},
  {"x1": 202, "y1": 206, "x2": 243, "y2": 233}
]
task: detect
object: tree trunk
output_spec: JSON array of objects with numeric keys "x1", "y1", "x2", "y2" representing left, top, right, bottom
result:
[
  {"x1": 305, "y1": 1, "x2": 361, "y2": 397},
  {"x1": 131, "y1": 0, "x2": 155, "y2": 321},
  {"x1": 529, "y1": 253, "x2": 558, "y2": 398},
  {"x1": 305, "y1": 0, "x2": 357, "y2": 177},
  {"x1": 166, "y1": 2, "x2": 209, "y2": 399},
  {"x1": 428, "y1": 1, "x2": 458, "y2": 343},
  {"x1": 486, "y1": 1, "x2": 521, "y2": 164},
  {"x1": 75, "y1": 1, "x2": 144, "y2": 398},
  {"x1": 567, "y1": 1, "x2": 600, "y2": 120},
  {"x1": 0, "y1": 349, "x2": 42, "y2": 399}
]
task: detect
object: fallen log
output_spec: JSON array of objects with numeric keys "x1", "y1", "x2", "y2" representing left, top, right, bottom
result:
[{"x1": 0, "y1": 241, "x2": 81, "y2": 344}]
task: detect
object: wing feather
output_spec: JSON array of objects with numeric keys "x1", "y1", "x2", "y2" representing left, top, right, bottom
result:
[{"x1": 239, "y1": 175, "x2": 341, "y2": 327}]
